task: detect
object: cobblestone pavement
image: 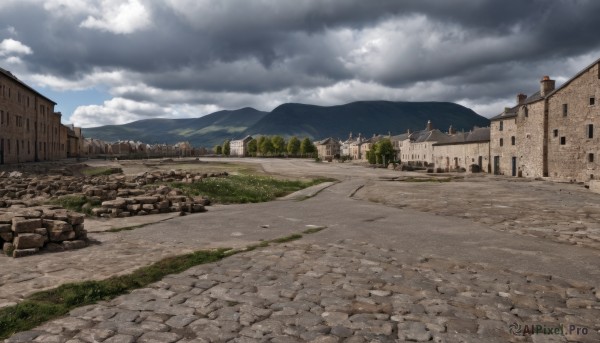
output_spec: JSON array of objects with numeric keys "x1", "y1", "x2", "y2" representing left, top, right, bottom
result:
[
  {"x1": 7, "y1": 240, "x2": 600, "y2": 343},
  {"x1": 355, "y1": 174, "x2": 600, "y2": 250},
  {"x1": 4, "y1": 159, "x2": 600, "y2": 342}
]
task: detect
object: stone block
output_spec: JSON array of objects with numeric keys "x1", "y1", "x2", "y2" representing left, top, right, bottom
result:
[
  {"x1": 14, "y1": 233, "x2": 45, "y2": 249},
  {"x1": 2, "y1": 242, "x2": 14, "y2": 255},
  {"x1": 101, "y1": 198, "x2": 127, "y2": 209},
  {"x1": 49, "y1": 230, "x2": 76, "y2": 242},
  {"x1": 13, "y1": 248, "x2": 39, "y2": 258},
  {"x1": 133, "y1": 196, "x2": 159, "y2": 204},
  {"x1": 127, "y1": 204, "x2": 142, "y2": 212},
  {"x1": 73, "y1": 224, "x2": 85, "y2": 233},
  {"x1": 0, "y1": 215, "x2": 12, "y2": 224},
  {"x1": 0, "y1": 232, "x2": 13, "y2": 242},
  {"x1": 118, "y1": 212, "x2": 131, "y2": 218},
  {"x1": 12, "y1": 218, "x2": 42, "y2": 234},
  {"x1": 92, "y1": 207, "x2": 110, "y2": 216},
  {"x1": 76, "y1": 230, "x2": 88, "y2": 240},
  {"x1": 157, "y1": 201, "x2": 170, "y2": 210},
  {"x1": 43, "y1": 220, "x2": 73, "y2": 232},
  {"x1": 63, "y1": 240, "x2": 87, "y2": 250},
  {"x1": 67, "y1": 213, "x2": 85, "y2": 225},
  {"x1": 0, "y1": 224, "x2": 11, "y2": 233},
  {"x1": 142, "y1": 204, "x2": 155, "y2": 211}
]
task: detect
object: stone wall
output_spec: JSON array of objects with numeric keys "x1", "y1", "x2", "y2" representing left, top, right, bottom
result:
[
  {"x1": 0, "y1": 206, "x2": 87, "y2": 258},
  {"x1": 433, "y1": 142, "x2": 490, "y2": 172},
  {"x1": 517, "y1": 100, "x2": 546, "y2": 178},
  {"x1": 547, "y1": 62, "x2": 600, "y2": 182},
  {"x1": 490, "y1": 115, "x2": 518, "y2": 175}
]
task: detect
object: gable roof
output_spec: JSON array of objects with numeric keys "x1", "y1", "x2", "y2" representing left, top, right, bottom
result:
[{"x1": 0, "y1": 67, "x2": 57, "y2": 105}]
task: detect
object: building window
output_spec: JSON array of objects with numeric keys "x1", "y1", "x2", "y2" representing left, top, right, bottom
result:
[
  {"x1": 553, "y1": 129, "x2": 558, "y2": 137},
  {"x1": 591, "y1": 97, "x2": 596, "y2": 106},
  {"x1": 560, "y1": 137, "x2": 566, "y2": 145},
  {"x1": 499, "y1": 121, "x2": 503, "y2": 131},
  {"x1": 524, "y1": 107, "x2": 528, "y2": 117},
  {"x1": 499, "y1": 138, "x2": 504, "y2": 147},
  {"x1": 588, "y1": 124, "x2": 594, "y2": 139},
  {"x1": 511, "y1": 136, "x2": 516, "y2": 145},
  {"x1": 563, "y1": 104, "x2": 568, "y2": 116},
  {"x1": 589, "y1": 153, "x2": 595, "y2": 163}
]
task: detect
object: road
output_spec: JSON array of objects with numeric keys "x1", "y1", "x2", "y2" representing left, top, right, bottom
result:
[{"x1": 4, "y1": 158, "x2": 600, "y2": 342}]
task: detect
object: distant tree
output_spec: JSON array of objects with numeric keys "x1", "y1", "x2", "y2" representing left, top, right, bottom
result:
[
  {"x1": 287, "y1": 136, "x2": 300, "y2": 156},
  {"x1": 271, "y1": 136, "x2": 286, "y2": 156},
  {"x1": 260, "y1": 137, "x2": 274, "y2": 156},
  {"x1": 374, "y1": 138, "x2": 394, "y2": 166},
  {"x1": 300, "y1": 137, "x2": 315, "y2": 157},
  {"x1": 366, "y1": 149, "x2": 377, "y2": 164},
  {"x1": 222, "y1": 139, "x2": 230, "y2": 156},
  {"x1": 247, "y1": 139, "x2": 257, "y2": 157},
  {"x1": 214, "y1": 145, "x2": 222, "y2": 155},
  {"x1": 256, "y1": 136, "x2": 266, "y2": 156}
]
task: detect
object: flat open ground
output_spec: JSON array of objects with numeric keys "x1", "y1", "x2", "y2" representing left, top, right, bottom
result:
[{"x1": 3, "y1": 158, "x2": 600, "y2": 343}]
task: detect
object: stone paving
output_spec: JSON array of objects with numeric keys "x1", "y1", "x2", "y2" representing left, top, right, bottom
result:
[
  {"x1": 4, "y1": 159, "x2": 600, "y2": 342},
  {"x1": 7, "y1": 240, "x2": 599, "y2": 343},
  {"x1": 355, "y1": 174, "x2": 600, "y2": 250}
]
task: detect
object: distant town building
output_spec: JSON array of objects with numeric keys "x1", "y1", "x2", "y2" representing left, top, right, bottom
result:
[
  {"x1": 230, "y1": 136, "x2": 253, "y2": 157},
  {"x1": 315, "y1": 137, "x2": 341, "y2": 160}
]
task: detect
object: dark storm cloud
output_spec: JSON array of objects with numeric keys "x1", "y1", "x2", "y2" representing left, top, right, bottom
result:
[{"x1": 1, "y1": 0, "x2": 600, "y2": 126}]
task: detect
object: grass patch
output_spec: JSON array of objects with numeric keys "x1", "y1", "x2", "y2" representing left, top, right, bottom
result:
[
  {"x1": 47, "y1": 195, "x2": 101, "y2": 216},
  {"x1": 171, "y1": 175, "x2": 333, "y2": 204},
  {"x1": 302, "y1": 226, "x2": 326, "y2": 234},
  {"x1": 0, "y1": 248, "x2": 229, "y2": 339},
  {"x1": 81, "y1": 167, "x2": 123, "y2": 177},
  {"x1": 270, "y1": 234, "x2": 303, "y2": 243}
]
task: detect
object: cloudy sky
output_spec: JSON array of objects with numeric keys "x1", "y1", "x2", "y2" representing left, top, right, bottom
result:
[{"x1": 1, "y1": 0, "x2": 599, "y2": 128}]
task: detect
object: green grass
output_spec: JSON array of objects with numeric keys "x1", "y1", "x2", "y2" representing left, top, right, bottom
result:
[
  {"x1": 302, "y1": 226, "x2": 326, "y2": 234},
  {"x1": 0, "y1": 248, "x2": 229, "y2": 339},
  {"x1": 171, "y1": 175, "x2": 333, "y2": 204},
  {"x1": 270, "y1": 234, "x2": 303, "y2": 243},
  {"x1": 47, "y1": 195, "x2": 102, "y2": 216},
  {"x1": 81, "y1": 167, "x2": 122, "y2": 177}
]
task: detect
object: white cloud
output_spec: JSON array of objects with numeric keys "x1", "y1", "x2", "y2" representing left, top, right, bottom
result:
[
  {"x1": 0, "y1": 38, "x2": 32, "y2": 56},
  {"x1": 80, "y1": 0, "x2": 151, "y2": 34},
  {"x1": 29, "y1": 69, "x2": 127, "y2": 91}
]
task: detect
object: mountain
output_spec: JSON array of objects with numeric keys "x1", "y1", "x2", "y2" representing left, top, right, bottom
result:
[
  {"x1": 82, "y1": 107, "x2": 269, "y2": 146},
  {"x1": 248, "y1": 101, "x2": 489, "y2": 139},
  {"x1": 82, "y1": 101, "x2": 490, "y2": 147}
]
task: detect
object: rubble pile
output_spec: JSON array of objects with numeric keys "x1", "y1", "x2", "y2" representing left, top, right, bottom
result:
[{"x1": 0, "y1": 206, "x2": 88, "y2": 258}]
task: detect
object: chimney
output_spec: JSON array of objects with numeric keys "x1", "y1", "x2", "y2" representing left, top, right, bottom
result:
[
  {"x1": 448, "y1": 125, "x2": 455, "y2": 135},
  {"x1": 517, "y1": 93, "x2": 527, "y2": 105},
  {"x1": 426, "y1": 120, "x2": 432, "y2": 131},
  {"x1": 407, "y1": 129, "x2": 411, "y2": 135},
  {"x1": 540, "y1": 76, "x2": 555, "y2": 97}
]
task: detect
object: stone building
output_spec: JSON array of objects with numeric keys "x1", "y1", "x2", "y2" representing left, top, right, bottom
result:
[
  {"x1": 433, "y1": 127, "x2": 490, "y2": 172},
  {"x1": 230, "y1": 136, "x2": 253, "y2": 157},
  {"x1": 491, "y1": 57, "x2": 600, "y2": 181},
  {"x1": 315, "y1": 137, "x2": 341, "y2": 160},
  {"x1": 546, "y1": 62, "x2": 600, "y2": 182},
  {"x1": 0, "y1": 68, "x2": 66, "y2": 164}
]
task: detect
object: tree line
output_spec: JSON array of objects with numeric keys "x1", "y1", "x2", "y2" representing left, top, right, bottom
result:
[{"x1": 214, "y1": 136, "x2": 316, "y2": 157}]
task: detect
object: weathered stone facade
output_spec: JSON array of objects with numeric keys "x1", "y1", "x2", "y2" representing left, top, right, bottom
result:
[
  {"x1": 547, "y1": 63, "x2": 600, "y2": 182},
  {"x1": 433, "y1": 128, "x2": 490, "y2": 172},
  {"x1": 491, "y1": 58, "x2": 600, "y2": 182}
]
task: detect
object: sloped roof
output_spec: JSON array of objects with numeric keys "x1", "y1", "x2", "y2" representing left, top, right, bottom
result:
[
  {"x1": 315, "y1": 137, "x2": 340, "y2": 145},
  {"x1": 433, "y1": 127, "x2": 490, "y2": 146},
  {"x1": 0, "y1": 67, "x2": 57, "y2": 105}
]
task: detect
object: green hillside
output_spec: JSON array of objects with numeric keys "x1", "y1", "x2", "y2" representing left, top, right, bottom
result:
[{"x1": 82, "y1": 101, "x2": 490, "y2": 147}]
